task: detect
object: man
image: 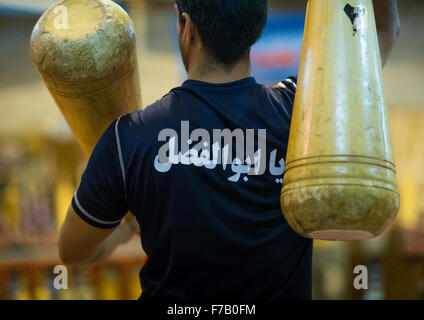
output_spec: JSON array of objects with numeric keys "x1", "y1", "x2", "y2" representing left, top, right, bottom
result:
[{"x1": 59, "y1": 0, "x2": 400, "y2": 300}]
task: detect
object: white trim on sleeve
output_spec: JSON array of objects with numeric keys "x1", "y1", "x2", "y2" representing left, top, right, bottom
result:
[
  {"x1": 74, "y1": 191, "x2": 123, "y2": 225},
  {"x1": 115, "y1": 116, "x2": 127, "y2": 199},
  {"x1": 285, "y1": 78, "x2": 297, "y2": 87}
]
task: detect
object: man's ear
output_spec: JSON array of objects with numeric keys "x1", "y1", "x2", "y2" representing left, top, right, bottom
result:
[
  {"x1": 175, "y1": 4, "x2": 186, "y2": 25},
  {"x1": 182, "y1": 12, "x2": 197, "y2": 44}
]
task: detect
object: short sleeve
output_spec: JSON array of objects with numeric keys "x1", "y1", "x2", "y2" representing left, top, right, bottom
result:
[
  {"x1": 274, "y1": 76, "x2": 297, "y2": 100},
  {"x1": 271, "y1": 76, "x2": 298, "y2": 118},
  {"x1": 71, "y1": 117, "x2": 128, "y2": 229}
]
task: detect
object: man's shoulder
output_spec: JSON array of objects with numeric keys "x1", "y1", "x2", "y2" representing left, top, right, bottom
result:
[
  {"x1": 262, "y1": 76, "x2": 298, "y2": 118},
  {"x1": 113, "y1": 89, "x2": 187, "y2": 153},
  {"x1": 267, "y1": 76, "x2": 298, "y2": 96},
  {"x1": 120, "y1": 90, "x2": 182, "y2": 130}
]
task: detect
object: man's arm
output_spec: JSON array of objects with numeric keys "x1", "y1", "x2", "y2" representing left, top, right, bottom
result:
[
  {"x1": 373, "y1": 0, "x2": 400, "y2": 67},
  {"x1": 58, "y1": 207, "x2": 137, "y2": 266},
  {"x1": 58, "y1": 117, "x2": 140, "y2": 267}
]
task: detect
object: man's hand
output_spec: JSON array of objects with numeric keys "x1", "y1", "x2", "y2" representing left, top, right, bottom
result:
[{"x1": 373, "y1": 0, "x2": 400, "y2": 67}]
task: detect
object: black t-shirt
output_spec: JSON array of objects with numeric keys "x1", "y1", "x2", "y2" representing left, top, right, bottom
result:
[{"x1": 72, "y1": 76, "x2": 313, "y2": 300}]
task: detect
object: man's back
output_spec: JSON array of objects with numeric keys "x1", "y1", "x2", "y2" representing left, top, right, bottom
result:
[
  {"x1": 114, "y1": 77, "x2": 311, "y2": 299},
  {"x1": 72, "y1": 76, "x2": 312, "y2": 299}
]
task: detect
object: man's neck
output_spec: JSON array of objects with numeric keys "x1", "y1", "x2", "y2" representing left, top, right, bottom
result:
[{"x1": 187, "y1": 56, "x2": 252, "y2": 84}]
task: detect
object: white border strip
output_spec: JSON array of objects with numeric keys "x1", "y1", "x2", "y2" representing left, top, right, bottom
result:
[
  {"x1": 74, "y1": 191, "x2": 122, "y2": 225},
  {"x1": 285, "y1": 78, "x2": 297, "y2": 88},
  {"x1": 115, "y1": 116, "x2": 127, "y2": 199}
]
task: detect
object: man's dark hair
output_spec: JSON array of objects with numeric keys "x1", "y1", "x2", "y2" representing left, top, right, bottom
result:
[{"x1": 175, "y1": 0, "x2": 268, "y2": 67}]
